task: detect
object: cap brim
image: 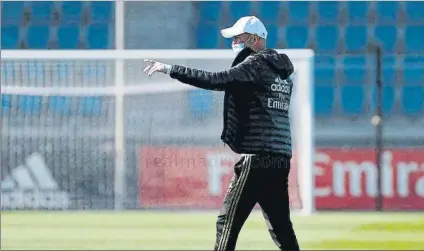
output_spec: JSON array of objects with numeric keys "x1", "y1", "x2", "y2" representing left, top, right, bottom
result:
[{"x1": 221, "y1": 27, "x2": 243, "y2": 38}]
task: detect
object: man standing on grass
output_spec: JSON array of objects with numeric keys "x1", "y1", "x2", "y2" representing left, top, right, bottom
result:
[{"x1": 143, "y1": 16, "x2": 299, "y2": 251}]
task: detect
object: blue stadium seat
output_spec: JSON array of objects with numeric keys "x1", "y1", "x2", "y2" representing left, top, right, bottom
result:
[
  {"x1": 30, "y1": 1, "x2": 54, "y2": 23},
  {"x1": 24, "y1": 62, "x2": 45, "y2": 84},
  {"x1": 371, "y1": 84, "x2": 396, "y2": 115},
  {"x1": 2, "y1": 63, "x2": 10, "y2": 84},
  {"x1": 195, "y1": 23, "x2": 219, "y2": 49},
  {"x1": 265, "y1": 24, "x2": 278, "y2": 48},
  {"x1": 57, "y1": 25, "x2": 80, "y2": 49},
  {"x1": 258, "y1": 1, "x2": 281, "y2": 23},
  {"x1": 87, "y1": 24, "x2": 109, "y2": 49},
  {"x1": 405, "y1": 2, "x2": 424, "y2": 22},
  {"x1": 1, "y1": 25, "x2": 19, "y2": 49},
  {"x1": 341, "y1": 85, "x2": 365, "y2": 115},
  {"x1": 405, "y1": 26, "x2": 424, "y2": 53},
  {"x1": 48, "y1": 96, "x2": 71, "y2": 115},
  {"x1": 315, "y1": 55, "x2": 336, "y2": 85},
  {"x1": 285, "y1": 25, "x2": 308, "y2": 49},
  {"x1": 314, "y1": 85, "x2": 335, "y2": 116},
  {"x1": 27, "y1": 25, "x2": 50, "y2": 49},
  {"x1": 402, "y1": 85, "x2": 424, "y2": 115},
  {"x1": 79, "y1": 97, "x2": 102, "y2": 116},
  {"x1": 82, "y1": 64, "x2": 107, "y2": 82},
  {"x1": 1, "y1": 95, "x2": 12, "y2": 112},
  {"x1": 315, "y1": 67, "x2": 335, "y2": 86},
  {"x1": 382, "y1": 67, "x2": 397, "y2": 86},
  {"x1": 286, "y1": 2, "x2": 310, "y2": 24},
  {"x1": 383, "y1": 55, "x2": 397, "y2": 68},
  {"x1": 228, "y1": 1, "x2": 252, "y2": 23},
  {"x1": 369, "y1": 55, "x2": 397, "y2": 86},
  {"x1": 317, "y1": 2, "x2": 339, "y2": 23},
  {"x1": 61, "y1": 1, "x2": 83, "y2": 23},
  {"x1": 315, "y1": 25, "x2": 338, "y2": 52},
  {"x1": 187, "y1": 90, "x2": 212, "y2": 119},
  {"x1": 374, "y1": 25, "x2": 397, "y2": 52},
  {"x1": 223, "y1": 36, "x2": 232, "y2": 49},
  {"x1": 403, "y1": 57, "x2": 424, "y2": 85},
  {"x1": 18, "y1": 95, "x2": 42, "y2": 114},
  {"x1": 90, "y1": 1, "x2": 113, "y2": 23},
  {"x1": 1, "y1": 1, "x2": 24, "y2": 24},
  {"x1": 54, "y1": 63, "x2": 71, "y2": 82},
  {"x1": 315, "y1": 55, "x2": 335, "y2": 66},
  {"x1": 374, "y1": 2, "x2": 398, "y2": 23},
  {"x1": 343, "y1": 56, "x2": 366, "y2": 85},
  {"x1": 197, "y1": 1, "x2": 221, "y2": 23},
  {"x1": 346, "y1": 1, "x2": 369, "y2": 23},
  {"x1": 345, "y1": 25, "x2": 367, "y2": 52}
]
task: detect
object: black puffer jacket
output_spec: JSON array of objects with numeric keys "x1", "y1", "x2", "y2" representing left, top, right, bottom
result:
[{"x1": 170, "y1": 47, "x2": 295, "y2": 157}]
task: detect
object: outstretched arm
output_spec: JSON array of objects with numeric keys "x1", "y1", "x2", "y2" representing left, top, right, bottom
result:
[
  {"x1": 169, "y1": 57, "x2": 259, "y2": 91},
  {"x1": 143, "y1": 57, "x2": 261, "y2": 91}
]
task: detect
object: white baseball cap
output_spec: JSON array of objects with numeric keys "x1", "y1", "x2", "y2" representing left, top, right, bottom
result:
[{"x1": 221, "y1": 16, "x2": 268, "y2": 39}]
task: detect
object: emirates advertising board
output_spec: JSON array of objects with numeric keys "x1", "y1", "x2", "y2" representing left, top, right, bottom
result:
[{"x1": 139, "y1": 147, "x2": 424, "y2": 210}]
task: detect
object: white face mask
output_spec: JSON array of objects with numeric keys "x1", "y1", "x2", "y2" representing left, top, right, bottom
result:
[
  {"x1": 231, "y1": 35, "x2": 256, "y2": 55},
  {"x1": 232, "y1": 43, "x2": 245, "y2": 55}
]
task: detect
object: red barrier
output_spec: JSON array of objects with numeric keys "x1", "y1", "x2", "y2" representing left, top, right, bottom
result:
[{"x1": 139, "y1": 147, "x2": 424, "y2": 210}]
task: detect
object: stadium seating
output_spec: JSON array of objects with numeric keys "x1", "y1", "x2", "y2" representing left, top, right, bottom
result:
[
  {"x1": 316, "y1": 2, "x2": 340, "y2": 23},
  {"x1": 90, "y1": 1, "x2": 113, "y2": 23},
  {"x1": 196, "y1": 2, "x2": 222, "y2": 23},
  {"x1": 405, "y1": 2, "x2": 424, "y2": 22},
  {"x1": 60, "y1": 1, "x2": 83, "y2": 23},
  {"x1": 228, "y1": 1, "x2": 252, "y2": 23},
  {"x1": 257, "y1": 1, "x2": 281, "y2": 23},
  {"x1": 18, "y1": 95, "x2": 42, "y2": 115},
  {"x1": 402, "y1": 85, "x2": 424, "y2": 115},
  {"x1": 1, "y1": 1, "x2": 113, "y2": 49},
  {"x1": 191, "y1": 1, "x2": 424, "y2": 118},
  {"x1": 195, "y1": 23, "x2": 219, "y2": 49},
  {"x1": 1, "y1": 1, "x2": 423, "y2": 118},
  {"x1": 187, "y1": 90, "x2": 213, "y2": 120},
  {"x1": 314, "y1": 56, "x2": 335, "y2": 86},
  {"x1": 1, "y1": 95, "x2": 13, "y2": 112},
  {"x1": 1, "y1": 1, "x2": 24, "y2": 24},
  {"x1": 343, "y1": 56, "x2": 367, "y2": 85},
  {"x1": 79, "y1": 97, "x2": 103, "y2": 116},
  {"x1": 286, "y1": 2, "x2": 310, "y2": 24},
  {"x1": 344, "y1": 25, "x2": 367, "y2": 52},
  {"x1": 346, "y1": 1, "x2": 369, "y2": 24},
  {"x1": 30, "y1": 1, "x2": 54, "y2": 23},
  {"x1": 1, "y1": 25, "x2": 19, "y2": 49},
  {"x1": 265, "y1": 24, "x2": 279, "y2": 49},
  {"x1": 405, "y1": 25, "x2": 424, "y2": 52},
  {"x1": 315, "y1": 85, "x2": 335, "y2": 116},
  {"x1": 341, "y1": 85, "x2": 365, "y2": 115},
  {"x1": 27, "y1": 25, "x2": 50, "y2": 49},
  {"x1": 57, "y1": 24, "x2": 80, "y2": 49},
  {"x1": 374, "y1": 25, "x2": 398, "y2": 52},
  {"x1": 87, "y1": 23, "x2": 109, "y2": 49},
  {"x1": 315, "y1": 25, "x2": 339, "y2": 52},
  {"x1": 403, "y1": 56, "x2": 424, "y2": 85},
  {"x1": 371, "y1": 84, "x2": 396, "y2": 115},
  {"x1": 285, "y1": 25, "x2": 309, "y2": 49},
  {"x1": 48, "y1": 96, "x2": 72, "y2": 115},
  {"x1": 374, "y1": 1, "x2": 399, "y2": 24}
]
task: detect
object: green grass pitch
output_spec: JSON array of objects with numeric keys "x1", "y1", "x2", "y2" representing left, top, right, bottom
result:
[{"x1": 1, "y1": 211, "x2": 423, "y2": 250}]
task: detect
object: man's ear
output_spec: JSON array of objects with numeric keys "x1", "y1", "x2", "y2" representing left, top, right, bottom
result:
[{"x1": 251, "y1": 35, "x2": 259, "y2": 47}]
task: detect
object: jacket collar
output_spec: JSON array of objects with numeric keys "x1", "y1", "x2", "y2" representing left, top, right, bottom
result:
[{"x1": 231, "y1": 47, "x2": 256, "y2": 67}]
